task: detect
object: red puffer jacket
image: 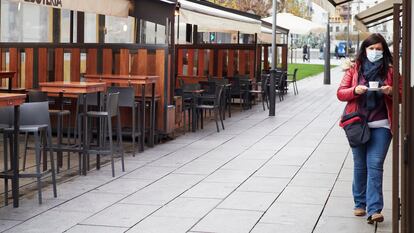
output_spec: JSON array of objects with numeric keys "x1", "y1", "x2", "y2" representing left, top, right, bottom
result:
[{"x1": 337, "y1": 62, "x2": 402, "y2": 132}]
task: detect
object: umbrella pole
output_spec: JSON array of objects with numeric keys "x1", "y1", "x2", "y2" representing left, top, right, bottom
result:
[{"x1": 269, "y1": 0, "x2": 277, "y2": 116}]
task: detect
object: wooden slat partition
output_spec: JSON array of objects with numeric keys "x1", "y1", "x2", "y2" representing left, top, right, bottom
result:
[
  {"x1": 86, "y1": 49, "x2": 97, "y2": 74},
  {"x1": 197, "y1": 49, "x2": 204, "y2": 77},
  {"x1": 263, "y1": 45, "x2": 269, "y2": 70},
  {"x1": 71, "y1": 48, "x2": 81, "y2": 81},
  {"x1": 228, "y1": 50, "x2": 235, "y2": 77},
  {"x1": 119, "y1": 49, "x2": 129, "y2": 75},
  {"x1": 9, "y1": 48, "x2": 19, "y2": 88},
  {"x1": 208, "y1": 49, "x2": 214, "y2": 76},
  {"x1": 239, "y1": 50, "x2": 246, "y2": 75},
  {"x1": 249, "y1": 50, "x2": 255, "y2": 79},
  {"x1": 217, "y1": 50, "x2": 224, "y2": 78},
  {"x1": 54, "y1": 48, "x2": 64, "y2": 81},
  {"x1": 136, "y1": 49, "x2": 148, "y2": 75},
  {"x1": 102, "y1": 49, "x2": 113, "y2": 75},
  {"x1": 156, "y1": 49, "x2": 166, "y2": 130},
  {"x1": 187, "y1": 49, "x2": 194, "y2": 76},
  {"x1": 25, "y1": 48, "x2": 34, "y2": 89},
  {"x1": 177, "y1": 49, "x2": 184, "y2": 75},
  {"x1": 38, "y1": 48, "x2": 48, "y2": 83}
]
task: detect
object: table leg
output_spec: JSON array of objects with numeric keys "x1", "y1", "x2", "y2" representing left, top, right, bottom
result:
[
  {"x1": 96, "y1": 92, "x2": 101, "y2": 170},
  {"x1": 192, "y1": 94, "x2": 196, "y2": 132},
  {"x1": 8, "y1": 77, "x2": 12, "y2": 93},
  {"x1": 82, "y1": 94, "x2": 88, "y2": 176},
  {"x1": 12, "y1": 106, "x2": 20, "y2": 207},
  {"x1": 149, "y1": 83, "x2": 155, "y2": 147},
  {"x1": 56, "y1": 92, "x2": 64, "y2": 171},
  {"x1": 140, "y1": 85, "x2": 145, "y2": 151}
]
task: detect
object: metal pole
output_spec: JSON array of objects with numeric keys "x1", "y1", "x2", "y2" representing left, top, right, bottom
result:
[
  {"x1": 347, "y1": 2, "x2": 350, "y2": 57},
  {"x1": 324, "y1": 14, "x2": 331, "y2": 85},
  {"x1": 269, "y1": 0, "x2": 277, "y2": 116},
  {"x1": 357, "y1": 1, "x2": 361, "y2": 54}
]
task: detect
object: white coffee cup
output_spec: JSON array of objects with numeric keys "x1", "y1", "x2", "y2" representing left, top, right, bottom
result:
[{"x1": 369, "y1": 81, "x2": 379, "y2": 88}]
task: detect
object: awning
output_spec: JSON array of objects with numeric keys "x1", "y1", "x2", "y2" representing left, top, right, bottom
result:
[
  {"x1": 178, "y1": 0, "x2": 262, "y2": 34},
  {"x1": 263, "y1": 13, "x2": 325, "y2": 35},
  {"x1": 326, "y1": 0, "x2": 353, "y2": 6},
  {"x1": 10, "y1": 0, "x2": 132, "y2": 17},
  {"x1": 355, "y1": 0, "x2": 402, "y2": 32}
]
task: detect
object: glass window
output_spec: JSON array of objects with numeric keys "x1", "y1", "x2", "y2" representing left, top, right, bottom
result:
[
  {"x1": 61, "y1": 10, "x2": 71, "y2": 43},
  {"x1": 1, "y1": 1, "x2": 51, "y2": 42},
  {"x1": 85, "y1": 12, "x2": 97, "y2": 43},
  {"x1": 156, "y1": 24, "x2": 166, "y2": 44},
  {"x1": 105, "y1": 16, "x2": 135, "y2": 43}
]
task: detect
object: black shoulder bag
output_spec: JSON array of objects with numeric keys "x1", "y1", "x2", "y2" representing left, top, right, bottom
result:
[{"x1": 341, "y1": 111, "x2": 371, "y2": 148}]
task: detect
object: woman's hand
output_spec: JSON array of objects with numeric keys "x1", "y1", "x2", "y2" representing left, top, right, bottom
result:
[
  {"x1": 381, "y1": 85, "x2": 393, "y2": 95},
  {"x1": 354, "y1": 85, "x2": 368, "y2": 95}
]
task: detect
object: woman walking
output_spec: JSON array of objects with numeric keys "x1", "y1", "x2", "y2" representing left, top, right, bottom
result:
[{"x1": 337, "y1": 33, "x2": 401, "y2": 224}]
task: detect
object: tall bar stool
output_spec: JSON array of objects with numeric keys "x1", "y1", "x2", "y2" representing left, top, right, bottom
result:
[
  {"x1": 108, "y1": 86, "x2": 142, "y2": 156},
  {"x1": 3, "y1": 102, "x2": 57, "y2": 204},
  {"x1": 85, "y1": 92, "x2": 124, "y2": 177},
  {"x1": 26, "y1": 90, "x2": 71, "y2": 172}
]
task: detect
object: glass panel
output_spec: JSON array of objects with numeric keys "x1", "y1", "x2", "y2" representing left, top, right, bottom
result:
[
  {"x1": 61, "y1": 10, "x2": 71, "y2": 43},
  {"x1": 1, "y1": 1, "x2": 51, "y2": 42},
  {"x1": 156, "y1": 24, "x2": 166, "y2": 44},
  {"x1": 85, "y1": 12, "x2": 97, "y2": 43},
  {"x1": 105, "y1": 16, "x2": 134, "y2": 43},
  {"x1": 145, "y1": 21, "x2": 156, "y2": 44},
  {"x1": 64, "y1": 53, "x2": 71, "y2": 82}
]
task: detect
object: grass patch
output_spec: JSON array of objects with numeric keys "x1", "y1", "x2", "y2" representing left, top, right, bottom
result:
[{"x1": 288, "y1": 64, "x2": 337, "y2": 81}]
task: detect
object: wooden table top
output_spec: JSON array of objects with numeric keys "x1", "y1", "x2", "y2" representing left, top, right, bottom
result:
[
  {"x1": 39, "y1": 81, "x2": 106, "y2": 94},
  {"x1": 84, "y1": 74, "x2": 159, "y2": 85},
  {"x1": 0, "y1": 93, "x2": 26, "y2": 107},
  {"x1": 0, "y1": 71, "x2": 16, "y2": 79}
]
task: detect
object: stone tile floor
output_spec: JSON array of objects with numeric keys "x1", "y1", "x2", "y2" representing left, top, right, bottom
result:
[{"x1": 0, "y1": 67, "x2": 393, "y2": 233}]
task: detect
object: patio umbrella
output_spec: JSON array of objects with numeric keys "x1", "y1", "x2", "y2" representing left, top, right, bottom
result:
[
  {"x1": 9, "y1": 0, "x2": 132, "y2": 17},
  {"x1": 263, "y1": 13, "x2": 325, "y2": 35}
]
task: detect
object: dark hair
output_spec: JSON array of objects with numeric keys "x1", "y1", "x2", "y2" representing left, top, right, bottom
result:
[{"x1": 356, "y1": 33, "x2": 393, "y2": 79}]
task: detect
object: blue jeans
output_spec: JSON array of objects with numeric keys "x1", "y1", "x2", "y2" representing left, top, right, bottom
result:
[{"x1": 351, "y1": 127, "x2": 392, "y2": 217}]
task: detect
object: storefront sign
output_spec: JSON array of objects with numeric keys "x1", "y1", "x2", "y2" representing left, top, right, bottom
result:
[{"x1": 10, "y1": 0, "x2": 131, "y2": 17}]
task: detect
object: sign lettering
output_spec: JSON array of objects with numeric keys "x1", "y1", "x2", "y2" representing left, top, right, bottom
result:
[{"x1": 24, "y1": 0, "x2": 62, "y2": 8}]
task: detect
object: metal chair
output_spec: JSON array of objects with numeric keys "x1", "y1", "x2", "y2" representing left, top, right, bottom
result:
[
  {"x1": 85, "y1": 92, "x2": 124, "y2": 177},
  {"x1": 250, "y1": 74, "x2": 269, "y2": 111},
  {"x1": 108, "y1": 86, "x2": 142, "y2": 156},
  {"x1": 26, "y1": 90, "x2": 71, "y2": 172},
  {"x1": 3, "y1": 102, "x2": 57, "y2": 204},
  {"x1": 287, "y1": 68, "x2": 299, "y2": 95},
  {"x1": 196, "y1": 85, "x2": 225, "y2": 132}
]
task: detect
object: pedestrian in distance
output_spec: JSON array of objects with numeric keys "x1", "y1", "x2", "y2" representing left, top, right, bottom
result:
[
  {"x1": 302, "y1": 44, "x2": 308, "y2": 62},
  {"x1": 337, "y1": 33, "x2": 401, "y2": 225}
]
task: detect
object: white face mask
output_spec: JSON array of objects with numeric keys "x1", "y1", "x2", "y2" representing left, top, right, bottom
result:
[{"x1": 366, "y1": 49, "x2": 383, "y2": 63}]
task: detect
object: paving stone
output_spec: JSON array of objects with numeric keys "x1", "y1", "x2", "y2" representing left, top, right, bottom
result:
[
  {"x1": 153, "y1": 197, "x2": 220, "y2": 219},
  {"x1": 260, "y1": 202, "x2": 323, "y2": 227},
  {"x1": 122, "y1": 166, "x2": 175, "y2": 180},
  {"x1": 218, "y1": 191, "x2": 277, "y2": 211},
  {"x1": 290, "y1": 171, "x2": 337, "y2": 188},
  {"x1": 204, "y1": 169, "x2": 253, "y2": 183},
  {"x1": 55, "y1": 191, "x2": 125, "y2": 213},
  {"x1": 276, "y1": 186, "x2": 331, "y2": 205},
  {"x1": 251, "y1": 222, "x2": 316, "y2": 233},
  {"x1": 120, "y1": 184, "x2": 187, "y2": 206},
  {"x1": 182, "y1": 182, "x2": 239, "y2": 199},
  {"x1": 313, "y1": 216, "x2": 375, "y2": 233},
  {"x1": 127, "y1": 216, "x2": 198, "y2": 233},
  {"x1": 81, "y1": 203, "x2": 159, "y2": 227},
  {"x1": 238, "y1": 176, "x2": 289, "y2": 193},
  {"x1": 95, "y1": 178, "x2": 153, "y2": 194},
  {"x1": 0, "y1": 198, "x2": 66, "y2": 221},
  {"x1": 65, "y1": 224, "x2": 127, "y2": 233},
  {"x1": 254, "y1": 164, "x2": 300, "y2": 178},
  {"x1": 191, "y1": 208, "x2": 263, "y2": 233},
  {"x1": 0, "y1": 220, "x2": 21, "y2": 232},
  {"x1": 173, "y1": 159, "x2": 224, "y2": 175}
]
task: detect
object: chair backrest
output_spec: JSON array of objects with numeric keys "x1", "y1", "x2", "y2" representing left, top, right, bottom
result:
[
  {"x1": 229, "y1": 77, "x2": 241, "y2": 92},
  {"x1": 214, "y1": 85, "x2": 225, "y2": 106},
  {"x1": 293, "y1": 68, "x2": 298, "y2": 81},
  {"x1": 106, "y1": 92, "x2": 120, "y2": 117},
  {"x1": 199, "y1": 81, "x2": 216, "y2": 95},
  {"x1": 178, "y1": 78, "x2": 185, "y2": 88},
  {"x1": 0, "y1": 106, "x2": 13, "y2": 126},
  {"x1": 19, "y1": 102, "x2": 51, "y2": 128},
  {"x1": 182, "y1": 83, "x2": 201, "y2": 92},
  {"x1": 260, "y1": 74, "x2": 269, "y2": 91},
  {"x1": 28, "y1": 90, "x2": 48, "y2": 103},
  {"x1": 78, "y1": 93, "x2": 100, "y2": 106},
  {"x1": 108, "y1": 86, "x2": 135, "y2": 108},
  {"x1": 210, "y1": 78, "x2": 229, "y2": 86}
]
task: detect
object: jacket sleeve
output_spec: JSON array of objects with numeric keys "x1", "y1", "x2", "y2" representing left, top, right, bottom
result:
[{"x1": 337, "y1": 67, "x2": 359, "y2": 102}]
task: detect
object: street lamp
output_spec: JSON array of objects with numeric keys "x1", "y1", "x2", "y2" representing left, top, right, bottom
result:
[{"x1": 269, "y1": 0, "x2": 278, "y2": 116}]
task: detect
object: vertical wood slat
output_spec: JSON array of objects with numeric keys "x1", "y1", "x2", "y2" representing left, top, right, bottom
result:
[
  {"x1": 38, "y1": 48, "x2": 48, "y2": 83},
  {"x1": 264, "y1": 46, "x2": 269, "y2": 70},
  {"x1": 239, "y1": 50, "x2": 246, "y2": 75},
  {"x1": 217, "y1": 50, "x2": 224, "y2": 78},
  {"x1": 71, "y1": 48, "x2": 81, "y2": 81},
  {"x1": 55, "y1": 48, "x2": 64, "y2": 81},
  {"x1": 9, "y1": 48, "x2": 19, "y2": 88},
  {"x1": 155, "y1": 49, "x2": 165, "y2": 130},
  {"x1": 86, "y1": 48, "x2": 98, "y2": 74},
  {"x1": 208, "y1": 49, "x2": 214, "y2": 76},
  {"x1": 136, "y1": 49, "x2": 148, "y2": 75},
  {"x1": 256, "y1": 46, "x2": 262, "y2": 76},
  {"x1": 228, "y1": 50, "x2": 235, "y2": 77},
  {"x1": 187, "y1": 49, "x2": 194, "y2": 76},
  {"x1": 197, "y1": 49, "x2": 204, "y2": 77},
  {"x1": 249, "y1": 50, "x2": 255, "y2": 79},
  {"x1": 25, "y1": 48, "x2": 34, "y2": 89},
  {"x1": 102, "y1": 48, "x2": 113, "y2": 75},
  {"x1": 119, "y1": 49, "x2": 129, "y2": 75},
  {"x1": 177, "y1": 49, "x2": 184, "y2": 75}
]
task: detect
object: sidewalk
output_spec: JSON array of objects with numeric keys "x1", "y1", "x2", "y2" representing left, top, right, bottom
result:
[{"x1": 0, "y1": 67, "x2": 393, "y2": 233}]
